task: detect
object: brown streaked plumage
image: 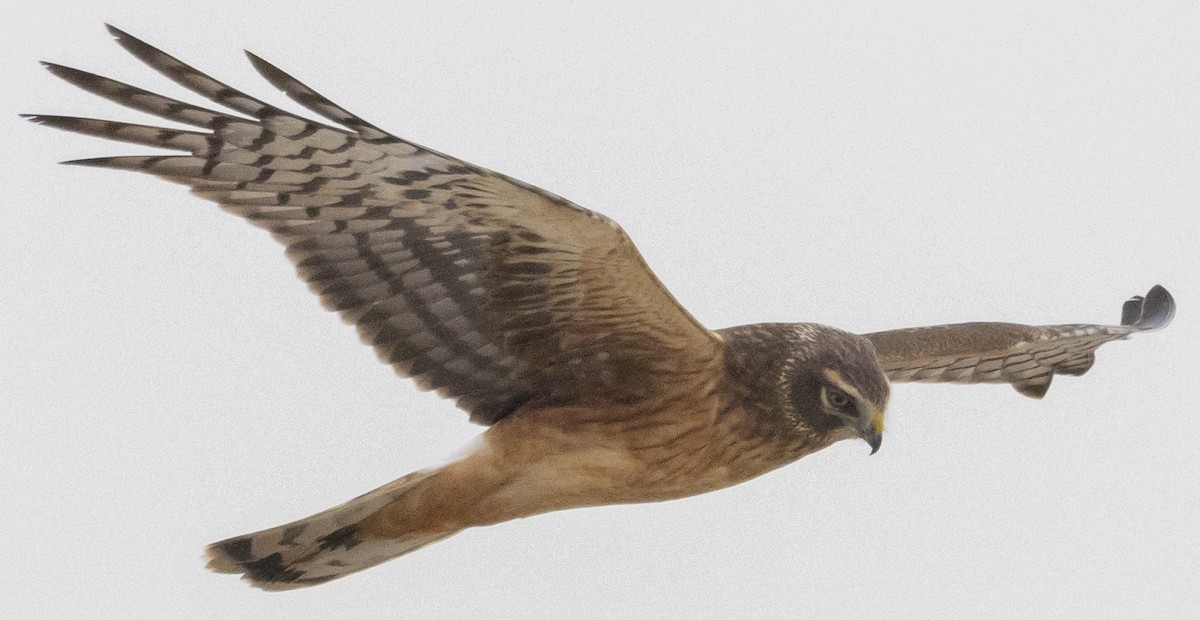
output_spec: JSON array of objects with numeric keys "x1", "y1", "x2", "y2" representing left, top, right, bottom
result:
[
  {"x1": 865, "y1": 285, "x2": 1174, "y2": 398},
  {"x1": 27, "y1": 26, "x2": 1175, "y2": 590}
]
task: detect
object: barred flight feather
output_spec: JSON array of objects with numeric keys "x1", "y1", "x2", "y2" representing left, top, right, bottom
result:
[
  {"x1": 865, "y1": 285, "x2": 1175, "y2": 399},
  {"x1": 30, "y1": 24, "x2": 721, "y2": 424}
]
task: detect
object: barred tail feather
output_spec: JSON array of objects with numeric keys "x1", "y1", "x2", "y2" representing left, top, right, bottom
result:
[{"x1": 205, "y1": 470, "x2": 458, "y2": 591}]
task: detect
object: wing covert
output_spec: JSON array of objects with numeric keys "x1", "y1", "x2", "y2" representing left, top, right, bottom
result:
[
  {"x1": 863, "y1": 286, "x2": 1174, "y2": 398},
  {"x1": 30, "y1": 26, "x2": 722, "y2": 424}
]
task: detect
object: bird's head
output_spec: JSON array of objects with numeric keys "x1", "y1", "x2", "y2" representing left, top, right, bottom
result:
[
  {"x1": 775, "y1": 324, "x2": 890, "y2": 454},
  {"x1": 720, "y1": 322, "x2": 891, "y2": 455}
]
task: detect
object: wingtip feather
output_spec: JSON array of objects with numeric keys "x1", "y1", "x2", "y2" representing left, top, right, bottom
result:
[
  {"x1": 20, "y1": 113, "x2": 80, "y2": 128},
  {"x1": 243, "y1": 50, "x2": 302, "y2": 100},
  {"x1": 106, "y1": 23, "x2": 151, "y2": 54},
  {"x1": 1121, "y1": 285, "x2": 1175, "y2": 332},
  {"x1": 59, "y1": 157, "x2": 107, "y2": 167},
  {"x1": 39, "y1": 61, "x2": 69, "y2": 75},
  {"x1": 59, "y1": 156, "x2": 162, "y2": 170},
  {"x1": 240, "y1": 49, "x2": 390, "y2": 139},
  {"x1": 243, "y1": 50, "x2": 286, "y2": 89},
  {"x1": 39, "y1": 62, "x2": 106, "y2": 90}
]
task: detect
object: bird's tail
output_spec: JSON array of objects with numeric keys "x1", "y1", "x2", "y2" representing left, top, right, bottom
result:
[{"x1": 205, "y1": 470, "x2": 458, "y2": 590}]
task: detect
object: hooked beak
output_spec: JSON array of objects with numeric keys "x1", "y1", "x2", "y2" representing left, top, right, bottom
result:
[{"x1": 860, "y1": 407, "x2": 884, "y2": 455}]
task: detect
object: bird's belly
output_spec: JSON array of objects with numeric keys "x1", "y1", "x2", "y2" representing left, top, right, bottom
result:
[
  {"x1": 482, "y1": 446, "x2": 733, "y2": 518},
  {"x1": 457, "y1": 404, "x2": 774, "y2": 526}
]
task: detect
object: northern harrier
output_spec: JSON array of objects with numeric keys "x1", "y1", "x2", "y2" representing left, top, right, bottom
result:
[{"x1": 28, "y1": 26, "x2": 1176, "y2": 590}]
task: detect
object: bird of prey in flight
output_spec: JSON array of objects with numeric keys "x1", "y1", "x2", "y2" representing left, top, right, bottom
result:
[{"x1": 27, "y1": 26, "x2": 1175, "y2": 590}]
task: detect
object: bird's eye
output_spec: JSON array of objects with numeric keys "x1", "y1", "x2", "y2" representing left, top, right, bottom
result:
[{"x1": 823, "y1": 386, "x2": 853, "y2": 411}]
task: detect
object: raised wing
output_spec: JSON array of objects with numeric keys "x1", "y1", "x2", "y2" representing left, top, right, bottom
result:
[
  {"x1": 863, "y1": 285, "x2": 1175, "y2": 398},
  {"x1": 29, "y1": 26, "x2": 722, "y2": 424}
]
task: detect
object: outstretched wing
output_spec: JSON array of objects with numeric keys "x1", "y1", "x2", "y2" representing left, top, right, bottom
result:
[
  {"x1": 863, "y1": 286, "x2": 1175, "y2": 398},
  {"x1": 29, "y1": 26, "x2": 722, "y2": 424}
]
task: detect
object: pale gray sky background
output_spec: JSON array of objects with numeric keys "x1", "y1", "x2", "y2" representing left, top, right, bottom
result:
[{"x1": 3, "y1": 2, "x2": 1197, "y2": 618}]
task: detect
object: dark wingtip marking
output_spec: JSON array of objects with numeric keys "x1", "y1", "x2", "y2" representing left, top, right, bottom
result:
[
  {"x1": 217, "y1": 537, "x2": 254, "y2": 563},
  {"x1": 59, "y1": 156, "x2": 130, "y2": 168},
  {"x1": 244, "y1": 50, "x2": 289, "y2": 91},
  {"x1": 39, "y1": 63, "x2": 115, "y2": 94},
  {"x1": 241, "y1": 552, "x2": 305, "y2": 585},
  {"x1": 41, "y1": 62, "x2": 88, "y2": 80},
  {"x1": 40, "y1": 61, "x2": 76, "y2": 80},
  {"x1": 104, "y1": 23, "x2": 130, "y2": 40},
  {"x1": 20, "y1": 114, "x2": 95, "y2": 131},
  {"x1": 106, "y1": 24, "x2": 158, "y2": 59},
  {"x1": 242, "y1": 49, "x2": 387, "y2": 138},
  {"x1": 1121, "y1": 285, "x2": 1175, "y2": 332},
  {"x1": 59, "y1": 157, "x2": 106, "y2": 167},
  {"x1": 21, "y1": 114, "x2": 93, "y2": 131}
]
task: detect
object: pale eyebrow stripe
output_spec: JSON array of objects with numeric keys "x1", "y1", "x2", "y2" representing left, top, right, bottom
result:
[{"x1": 821, "y1": 368, "x2": 866, "y2": 403}]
